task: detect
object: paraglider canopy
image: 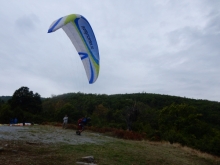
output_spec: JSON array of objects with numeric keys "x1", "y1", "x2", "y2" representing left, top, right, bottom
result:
[{"x1": 48, "y1": 14, "x2": 100, "y2": 84}]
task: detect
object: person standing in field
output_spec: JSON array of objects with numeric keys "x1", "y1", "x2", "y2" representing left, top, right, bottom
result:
[{"x1": 62, "y1": 115, "x2": 68, "y2": 129}]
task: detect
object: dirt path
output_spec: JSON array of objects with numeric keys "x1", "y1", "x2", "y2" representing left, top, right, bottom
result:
[{"x1": 0, "y1": 125, "x2": 112, "y2": 145}]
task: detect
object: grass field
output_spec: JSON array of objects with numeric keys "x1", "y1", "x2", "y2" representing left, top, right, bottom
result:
[{"x1": 0, "y1": 125, "x2": 220, "y2": 165}]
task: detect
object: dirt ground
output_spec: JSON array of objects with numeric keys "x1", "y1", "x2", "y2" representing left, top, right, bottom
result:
[
  {"x1": 0, "y1": 125, "x2": 114, "y2": 165},
  {"x1": 0, "y1": 125, "x2": 112, "y2": 145}
]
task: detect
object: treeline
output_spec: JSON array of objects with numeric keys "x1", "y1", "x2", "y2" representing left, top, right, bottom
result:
[{"x1": 0, "y1": 87, "x2": 220, "y2": 156}]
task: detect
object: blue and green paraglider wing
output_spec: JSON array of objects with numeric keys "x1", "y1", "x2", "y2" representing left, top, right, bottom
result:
[{"x1": 48, "y1": 14, "x2": 100, "y2": 84}]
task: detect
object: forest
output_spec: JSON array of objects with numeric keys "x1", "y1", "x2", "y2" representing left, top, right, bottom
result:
[{"x1": 0, "y1": 86, "x2": 220, "y2": 156}]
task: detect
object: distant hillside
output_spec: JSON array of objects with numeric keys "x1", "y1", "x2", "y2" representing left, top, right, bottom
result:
[
  {"x1": 1, "y1": 91, "x2": 220, "y2": 156},
  {"x1": 0, "y1": 96, "x2": 46, "y2": 103},
  {"x1": 40, "y1": 92, "x2": 220, "y2": 155},
  {"x1": 0, "y1": 96, "x2": 11, "y2": 102}
]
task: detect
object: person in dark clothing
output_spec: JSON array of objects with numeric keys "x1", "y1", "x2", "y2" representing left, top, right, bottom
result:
[
  {"x1": 23, "y1": 118, "x2": 26, "y2": 126},
  {"x1": 10, "y1": 118, "x2": 13, "y2": 126},
  {"x1": 14, "y1": 118, "x2": 18, "y2": 124},
  {"x1": 76, "y1": 117, "x2": 91, "y2": 135}
]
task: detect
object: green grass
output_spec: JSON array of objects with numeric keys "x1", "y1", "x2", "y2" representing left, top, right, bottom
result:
[
  {"x1": 1, "y1": 139, "x2": 219, "y2": 165},
  {"x1": 59, "y1": 141, "x2": 219, "y2": 165}
]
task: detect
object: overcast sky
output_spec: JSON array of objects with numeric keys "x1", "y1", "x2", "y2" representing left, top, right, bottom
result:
[{"x1": 0, "y1": 0, "x2": 220, "y2": 101}]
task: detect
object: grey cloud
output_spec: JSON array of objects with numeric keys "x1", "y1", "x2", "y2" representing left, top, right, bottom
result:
[
  {"x1": 15, "y1": 14, "x2": 39, "y2": 32},
  {"x1": 0, "y1": 0, "x2": 220, "y2": 101}
]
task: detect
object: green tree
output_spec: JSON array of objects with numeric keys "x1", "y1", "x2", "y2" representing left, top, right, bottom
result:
[
  {"x1": 8, "y1": 87, "x2": 42, "y2": 121},
  {"x1": 159, "y1": 103, "x2": 203, "y2": 145},
  {"x1": 55, "y1": 103, "x2": 83, "y2": 123},
  {"x1": 0, "y1": 104, "x2": 13, "y2": 123}
]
